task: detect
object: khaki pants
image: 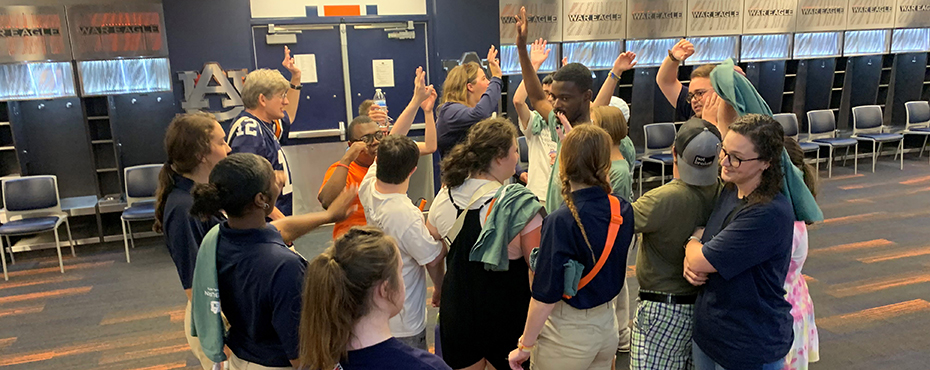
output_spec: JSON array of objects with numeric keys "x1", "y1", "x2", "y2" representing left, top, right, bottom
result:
[
  {"x1": 185, "y1": 300, "x2": 216, "y2": 370},
  {"x1": 228, "y1": 351, "x2": 294, "y2": 370},
  {"x1": 531, "y1": 300, "x2": 620, "y2": 370}
]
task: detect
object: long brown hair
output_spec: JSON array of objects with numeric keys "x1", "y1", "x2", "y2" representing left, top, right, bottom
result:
[
  {"x1": 440, "y1": 62, "x2": 484, "y2": 106},
  {"x1": 591, "y1": 105, "x2": 628, "y2": 145},
  {"x1": 440, "y1": 117, "x2": 517, "y2": 187},
  {"x1": 153, "y1": 112, "x2": 218, "y2": 233},
  {"x1": 559, "y1": 125, "x2": 613, "y2": 259},
  {"x1": 299, "y1": 226, "x2": 402, "y2": 369},
  {"x1": 727, "y1": 114, "x2": 785, "y2": 205},
  {"x1": 784, "y1": 137, "x2": 817, "y2": 197}
]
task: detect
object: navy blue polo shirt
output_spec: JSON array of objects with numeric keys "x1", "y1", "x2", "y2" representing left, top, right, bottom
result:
[
  {"x1": 694, "y1": 186, "x2": 794, "y2": 370},
  {"x1": 216, "y1": 222, "x2": 306, "y2": 367},
  {"x1": 532, "y1": 187, "x2": 634, "y2": 309},
  {"x1": 338, "y1": 338, "x2": 452, "y2": 370},
  {"x1": 162, "y1": 174, "x2": 224, "y2": 290},
  {"x1": 228, "y1": 111, "x2": 294, "y2": 216}
]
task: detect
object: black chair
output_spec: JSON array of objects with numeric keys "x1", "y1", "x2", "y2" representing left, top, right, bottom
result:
[
  {"x1": 774, "y1": 113, "x2": 820, "y2": 177},
  {"x1": 807, "y1": 110, "x2": 858, "y2": 177},
  {"x1": 903, "y1": 101, "x2": 930, "y2": 163},
  {"x1": 0, "y1": 176, "x2": 74, "y2": 281},
  {"x1": 639, "y1": 123, "x2": 676, "y2": 193},
  {"x1": 121, "y1": 164, "x2": 161, "y2": 263},
  {"x1": 851, "y1": 105, "x2": 903, "y2": 173}
]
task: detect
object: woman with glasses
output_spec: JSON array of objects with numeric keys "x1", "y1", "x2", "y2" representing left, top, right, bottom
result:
[
  {"x1": 436, "y1": 46, "x2": 503, "y2": 157},
  {"x1": 318, "y1": 67, "x2": 437, "y2": 238},
  {"x1": 683, "y1": 114, "x2": 794, "y2": 370}
]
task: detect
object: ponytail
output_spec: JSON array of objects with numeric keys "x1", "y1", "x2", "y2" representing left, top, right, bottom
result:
[
  {"x1": 440, "y1": 117, "x2": 517, "y2": 187},
  {"x1": 299, "y1": 226, "x2": 401, "y2": 369},
  {"x1": 153, "y1": 161, "x2": 177, "y2": 233}
]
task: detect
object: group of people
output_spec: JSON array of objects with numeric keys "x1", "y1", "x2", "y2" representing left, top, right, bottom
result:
[{"x1": 151, "y1": 7, "x2": 822, "y2": 370}]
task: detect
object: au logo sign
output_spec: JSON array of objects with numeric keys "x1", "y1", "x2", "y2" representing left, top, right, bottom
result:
[{"x1": 179, "y1": 62, "x2": 249, "y2": 121}]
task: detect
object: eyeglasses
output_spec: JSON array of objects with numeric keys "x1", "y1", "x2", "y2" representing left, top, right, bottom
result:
[
  {"x1": 718, "y1": 145, "x2": 761, "y2": 168},
  {"x1": 354, "y1": 130, "x2": 385, "y2": 144},
  {"x1": 687, "y1": 89, "x2": 708, "y2": 102}
]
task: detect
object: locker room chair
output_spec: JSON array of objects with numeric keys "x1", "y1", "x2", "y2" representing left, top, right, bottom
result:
[
  {"x1": 774, "y1": 113, "x2": 820, "y2": 178},
  {"x1": 518, "y1": 136, "x2": 529, "y2": 164},
  {"x1": 639, "y1": 123, "x2": 676, "y2": 194},
  {"x1": 121, "y1": 164, "x2": 161, "y2": 263},
  {"x1": 903, "y1": 101, "x2": 930, "y2": 163},
  {"x1": 807, "y1": 109, "x2": 858, "y2": 178},
  {"x1": 0, "y1": 176, "x2": 74, "y2": 281},
  {"x1": 851, "y1": 105, "x2": 903, "y2": 173}
]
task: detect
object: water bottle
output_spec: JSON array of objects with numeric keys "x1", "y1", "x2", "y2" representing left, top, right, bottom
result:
[{"x1": 373, "y1": 88, "x2": 392, "y2": 125}]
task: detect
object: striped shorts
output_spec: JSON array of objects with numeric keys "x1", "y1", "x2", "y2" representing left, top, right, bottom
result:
[{"x1": 631, "y1": 295, "x2": 695, "y2": 370}]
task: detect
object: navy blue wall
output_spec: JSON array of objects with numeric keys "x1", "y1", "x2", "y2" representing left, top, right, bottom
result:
[{"x1": 431, "y1": 0, "x2": 500, "y2": 77}]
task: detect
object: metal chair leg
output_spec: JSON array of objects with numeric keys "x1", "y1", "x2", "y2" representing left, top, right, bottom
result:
[
  {"x1": 0, "y1": 236, "x2": 7, "y2": 281},
  {"x1": 899, "y1": 139, "x2": 904, "y2": 170},
  {"x1": 121, "y1": 218, "x2": 131, "y2": 263},
  {"x1": 815, "y1": 150, "x2": 820, "y2": 180},
  {"x1": 920, "y1": 136, "x2": 929, "y2": 158},
  {"x1": 128, "y1": 222, "x2": 136, "y2": 249},
  {"x1": 872, "y1": 141, "x2": 877, "y2": 173},
  {"x1": 842, "y1": 146, "x2": 850, "y2": 167},
  {"x1": 5, "y1": 236, "x2": 13, "y2": 264},
  {"x1": 854, "y1": 143, "x2": 858, "y2": 175},
  {"x1": 65, "y1": 218, "x2": 75, "y2": 257},
  {"x1": 638, "y1": 164, "x2": 643, "y2": 198},
  {"x1": 660, "y1": 164, "x2": 666, "y2": 185},
  {"x1": 53, "y1": 228, "x2": 64, "y2": 274}
]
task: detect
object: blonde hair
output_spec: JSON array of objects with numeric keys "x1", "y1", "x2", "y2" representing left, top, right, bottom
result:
[
  {"x1": 591, "y1": 106, "x2": 628, "y2": 145},
  {"x1": 559, "y1": 125, "x2": 613, "y2": 259},
  {"x1": 240, "y1": 69, "x2": 289, "y2": 109},
  {"x1": 440, "y1": 62, "x2": 484, "y2": 106}
]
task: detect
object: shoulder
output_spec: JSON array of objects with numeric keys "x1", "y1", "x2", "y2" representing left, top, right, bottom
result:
[{"x1": 384, "y1": 339, "x2": 451, "y2": 370}]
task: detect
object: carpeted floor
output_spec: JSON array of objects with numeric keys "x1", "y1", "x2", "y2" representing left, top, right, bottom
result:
[{"x1": 1, "y1": 155, "x2": 929, "y2": 369}]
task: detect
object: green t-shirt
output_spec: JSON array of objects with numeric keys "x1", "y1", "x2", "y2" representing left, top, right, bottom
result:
[
  {"x1": 609, "y1": 159, "x2": 633, "y2": 202},
  {"x1": 633, "y1": 179, "x2": 722, "y2": 295}
]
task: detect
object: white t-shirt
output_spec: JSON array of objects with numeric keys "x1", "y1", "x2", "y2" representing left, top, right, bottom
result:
[
  {"x1": 428, "y1": 179, "x2": 542, "y2": 260},
  {"x1": 359, "y1": 162, "x2": 442, "y2": 337},
  {"x1": 520, "y1": 111, "x2": 558, "y2": 202}
]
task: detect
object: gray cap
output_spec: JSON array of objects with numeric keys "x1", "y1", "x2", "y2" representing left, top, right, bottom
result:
[{"x1": 674, "y1": 118, "x2": 722, "y2": 186}]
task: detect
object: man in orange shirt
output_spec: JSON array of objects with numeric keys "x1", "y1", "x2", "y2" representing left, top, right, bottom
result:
[{"x1": 319, "y1": 66, "x2": 437, "y2": 238}]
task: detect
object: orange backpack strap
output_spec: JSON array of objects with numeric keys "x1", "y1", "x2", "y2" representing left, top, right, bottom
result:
[{"x1": 575, "y1": 195, "x2": 623, "y2": 293}]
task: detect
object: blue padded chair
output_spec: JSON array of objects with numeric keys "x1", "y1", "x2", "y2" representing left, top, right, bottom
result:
[
  {"x1": 518, "y1": 136, "x2": 529, "y2": 164},
  {"x1": 0, "y1": 176, "x2": 74, "y2": 281},
  {"x1": 121, "y1": 164, "x2": 161, "y2": 263},
  {"x1": 851, "y1": 105, "x2": 903, "y2": 173},
  {"x1": 807, "y1": 110, "x2": 858, "y2": 177},
  {"x1": 639, "y1": 123, "x2": 676, "y2": 193},
  {"x1": 903, "y1": 101, "x2": 930, "y2": 163},
  {"x1": 774, "y1": 113, "x2": 820, "y2": 177}
]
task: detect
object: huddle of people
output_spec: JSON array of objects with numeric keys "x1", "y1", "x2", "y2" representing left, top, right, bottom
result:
[{"x1": 153, "y1": 7, "x2": 822, "y2": 370}]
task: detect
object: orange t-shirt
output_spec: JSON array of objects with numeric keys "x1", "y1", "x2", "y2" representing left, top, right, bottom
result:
[{"x1": 320, "y1": 161, "x2": 369, "y2": 238}]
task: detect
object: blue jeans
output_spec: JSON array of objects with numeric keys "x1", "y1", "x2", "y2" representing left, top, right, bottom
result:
[{"x1": 693, "y1": 341, "x2": 784, "y2": 370}]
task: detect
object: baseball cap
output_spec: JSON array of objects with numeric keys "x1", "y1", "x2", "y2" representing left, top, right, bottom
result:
[{"x1": 674, "y1": 118, "x2": 722, "y2": 186}]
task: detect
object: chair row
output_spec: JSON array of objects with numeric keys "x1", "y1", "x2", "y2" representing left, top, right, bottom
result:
[
  {"x1": 0, "y1": 164, "x2": 160, "y2": 280},
  {"x1": 638, "y1": 101, "x2": 930, "y2": 190}
]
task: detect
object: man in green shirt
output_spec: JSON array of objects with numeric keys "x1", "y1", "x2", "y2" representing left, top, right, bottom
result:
[{"x1": 630, "y1": 118, "x2": 722, "y2": 370}]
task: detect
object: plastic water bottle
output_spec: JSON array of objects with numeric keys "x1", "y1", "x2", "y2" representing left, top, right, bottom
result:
[{"x1": 373, "y1": 88, "x2": 388, "y2": 113}]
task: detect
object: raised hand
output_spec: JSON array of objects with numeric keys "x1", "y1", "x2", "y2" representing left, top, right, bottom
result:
[
  {"x1": 487, "y1": 45, "x2": 502, "y2": 78},
  {"x1": 420, "y1": 85, "x2": 437, "y2": 113},
  {"x1": 515, "y1": 6, "x2": 528, "y2": 47},
  {"x1": 530, "y1": 38, "x2": 550, "y2": 70},
  {"x1": 670, "y1": 39, "x2": 695, "y2": 61},
  {"x1": 562, "y1": 56, "x2": 568, "y2": 67},
  {"x1": 367, "y1": 105, "x2": 388, "y2": 125},
  {"x1": 412, "y1": 66, "x2": 430, "y2": 104},
  {"x1": 612, "y1": 51, "x2": 637, "y2": 74},
  {"x1": 282, "y1": 46, "x2": 300, "y2": 77}
]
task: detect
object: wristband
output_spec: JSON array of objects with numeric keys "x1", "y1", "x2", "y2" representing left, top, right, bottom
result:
[
  {"x1": 335, "y1": 163, "x2": 350, "y2": 170},
  {"x1": 609, "y1": 71, "x2": 621, "y2": 81},
  {"x1": 688, "y1": 236, "x2": 701, "y2": 243},
  {"x1": 518, "y1": 338, "x2": 535, "y2": 352},
  {"x1": 290, "y1": 83, "x2": 302, "y2": 90},
  {"x1": 667, "y1": 49, "x2": 681, "y2": 63}
]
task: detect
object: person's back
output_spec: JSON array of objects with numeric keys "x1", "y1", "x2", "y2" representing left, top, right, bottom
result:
[{"x1": 338, "y1": 338, "x2": 450, "y2": 370}]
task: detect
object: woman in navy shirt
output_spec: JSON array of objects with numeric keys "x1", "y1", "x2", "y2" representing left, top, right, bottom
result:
[
  {"x1": 508, "y1": 125, "x2": 634, "y2": 370},
  {"x1": 684, "y1": 114, "x2": 794, "y2": 370},
  {"x1": 300, "y1": 226, "x2": 451, "y2": 370},
  {"x1": 436, "y1": 46, "x2": 503, "y2": 157}
]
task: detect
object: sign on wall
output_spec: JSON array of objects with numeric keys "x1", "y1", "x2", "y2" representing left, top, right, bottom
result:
[
  {"x1": 500, "y1": 0, "x2": 562, "y2": 43},
  {"x1": 562, "y1": 0, "x2": 626, "y2": 42},
  {"x1": 626, "y1": 0, "x2": 687, "y2": 39},
  {"x1": 796, "y1": 0, "x2": 848, "y2": 32},
  {"x1": 743, "y1": 0, "x2": 798, "y2": 34},
  {"x1": 67, "y1": 4, "x2": 168, "y2": 60},
  {"x1": 895, "y1": 0, "x2": 930, "y2": 27},
  {"x1": 687, "y1": 0, "x2": 743, "y2": 36},
  {"x1": 0, "y1": 6, "x2": 71, "y2": 64},
  {"x1": 179, "y1": 63, "x2": 249, "y2": 122},
  {"x1": 846, "y1": 0, "x2": 895, "y2": 29}
]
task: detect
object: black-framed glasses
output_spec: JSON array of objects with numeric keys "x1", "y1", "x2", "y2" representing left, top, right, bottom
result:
[
  {"x1": 687, "y1": 89, "x2": 708, "y2": 102},
  {"x1": 718, "y1": 145, "x2": 761, "y2": 168},
  {"x1": 354, "y1": 130, "x2": 385, "y2": 144}
]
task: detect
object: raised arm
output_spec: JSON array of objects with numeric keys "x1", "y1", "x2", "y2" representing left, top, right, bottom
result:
[
  {"x1": 391, "y1": 66, "x2": 431, "y2": 137},
  {"x1": 275, "y1": 185, "x2": 357, "y2": 244},
  {"x1": 514, "y1": 38, "x2": 550, "y2": 130},
  {"x1": 594, "y1": 51, "x2": 636, "y2": 107},
  {"x1": 657, "y1": 39, "x2": 693, "y2": 108},
  {"x1": 418, "y1": 85, "x2": 438, "y2": 155},
  {"x1": 515, "y1": 7, "x2": 553, "y2": 120},
  {"x1": 281, "y1": 46, "x2": 302, "y2": 121}
]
